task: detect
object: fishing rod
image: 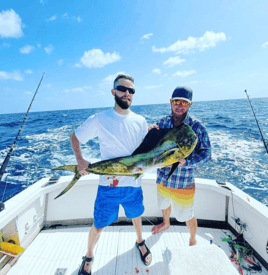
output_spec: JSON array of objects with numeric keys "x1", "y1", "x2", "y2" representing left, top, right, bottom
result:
[
  {"x1": 0, "y1": 73, "x2": 45, "y2": 211},
  {"x1": 244, "y1": 89, "x2": 268, "y2": 155}
]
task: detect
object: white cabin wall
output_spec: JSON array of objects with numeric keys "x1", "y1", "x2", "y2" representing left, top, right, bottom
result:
[
  {"x1": 45, "y1": 175, "x2": 229, "y2": 223},
  {"x1": 17, "y1": 195, "x2": 46, "y2": 244},
  {"x1": 194, "y1": 188, "x2": 226, "y2": 221},
  {"x1": 46, "y1": 179, "x2": 99, "y2": 222}
]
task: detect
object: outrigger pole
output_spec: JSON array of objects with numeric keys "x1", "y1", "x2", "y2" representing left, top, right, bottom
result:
[
  {"x1": 0, "y1": 73, "x2": 45, "y2": 211},
  {"x1": 244, "y1": 90, "x2": 268, "y2": 155}
]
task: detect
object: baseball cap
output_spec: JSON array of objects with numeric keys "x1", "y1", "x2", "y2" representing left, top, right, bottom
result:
[{"x1": 171, "y1": 86, "x2": 193, "y2": 103}]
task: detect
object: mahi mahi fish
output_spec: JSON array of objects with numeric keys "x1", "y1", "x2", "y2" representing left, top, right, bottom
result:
[{"x1": 53, "y1": 123, "x2": 198, "y2": 199}]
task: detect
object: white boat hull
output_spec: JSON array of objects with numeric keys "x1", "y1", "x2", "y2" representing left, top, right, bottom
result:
[{"x1": 1, "y1": 174, "x2": 268, "y2": 274}]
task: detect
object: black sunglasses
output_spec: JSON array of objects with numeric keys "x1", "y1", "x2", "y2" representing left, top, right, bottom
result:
[{"x1": 115, "y1": 85, "x2": 135, "y2": 94}]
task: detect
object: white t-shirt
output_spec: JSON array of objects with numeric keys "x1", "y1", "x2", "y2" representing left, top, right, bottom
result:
[{"x1": 75, "y1": 108, "x2": 148, "y2": 187}]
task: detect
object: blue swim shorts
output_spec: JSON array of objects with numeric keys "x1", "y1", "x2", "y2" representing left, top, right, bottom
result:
[{"x1": 94, "y1": 186, "x2": 144, "y2": 229}]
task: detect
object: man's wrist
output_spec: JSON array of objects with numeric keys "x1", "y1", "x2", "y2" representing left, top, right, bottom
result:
[{"x1": 76, "y1": 156, "x2": 85, "y2": 163}]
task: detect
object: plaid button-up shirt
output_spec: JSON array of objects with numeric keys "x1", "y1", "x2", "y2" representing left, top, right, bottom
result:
[{"x1": 156, "y1": 114, "x2": 211, "y2": 189}]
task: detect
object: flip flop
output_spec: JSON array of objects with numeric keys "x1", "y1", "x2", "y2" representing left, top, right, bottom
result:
[
  {"x1": 136, "y1": 240, "x2": 152, "y2": 266},
  {"x1": 78, "y1": 256, "x2": 94, "y2": 275}
]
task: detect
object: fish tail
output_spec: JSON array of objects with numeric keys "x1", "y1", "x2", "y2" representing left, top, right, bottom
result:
[
  {"x1": 52, "y1": 165, "x2": 78, "y2": 173},
  {"x1": 134, "y1": 173, "x2": 142, "y2": 180},
  {"x1": 54, "y1": 171, "x2": 81, "y2": 199}
]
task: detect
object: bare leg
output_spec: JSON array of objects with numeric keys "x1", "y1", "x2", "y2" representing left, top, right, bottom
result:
[
  {"x1": 132, "y1": 216, "x2": 152, "y2": 265},
  {"x1": 186, "y1": 216, "x2": 197, "y2": 246},
  {"x1": 151, "y1": 204, "x2": 171, "y2": 235},
  {"x1": 83, "y1": 225, "x2": 104, "y2": 273}
]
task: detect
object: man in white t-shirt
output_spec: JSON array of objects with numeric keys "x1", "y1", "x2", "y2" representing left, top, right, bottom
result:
[{"x1": 71, "y1": 74, "x2": 152, "y2": 275}]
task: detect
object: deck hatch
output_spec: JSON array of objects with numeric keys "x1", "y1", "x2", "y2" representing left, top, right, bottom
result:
[{"x1": 54, "y1": 268, "x2": 67, "y2": 275}]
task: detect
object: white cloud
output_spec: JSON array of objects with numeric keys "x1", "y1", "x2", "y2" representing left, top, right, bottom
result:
[
  {"x1": 0, "y1": 9, "x2": 23, "y2": 38},
  {"x1": 262, "y1": 42, "x2": 268, "y2": 48},
  {"x1": 96, "y1": 90, "x2": 105, "y2": 96},
  {"x1": 62, "y1": 13, "x2": 82, "y2": 22},
  {"x1": 144, "y1": 84, "x2": 163, "y2": 90},
  {"x1": 212, "y1": 83, "x2": 224, "y2": 86},
  {"x1": 185, "y1": 80, "x2": 199, "y2": 85},
  {"x1": 64, "y1": 86, "x2": 92, "y2": 94},
  {"x1": 0, "y1": 70, "x2": 23, "y2": 81},
  {"x1": 153, "y1": 31, "x2": 226, "y2": 54},
  {"x1": 80, "y1": 49, "x2": 121, "y2": 68},
  {"x1": 141, "y1": 33, "x2": 153, "y2": 40},
  {"x1": 83, "y1": 86, "x2": 92, "y2": 90},
  {"x1": 44, "y1": 44, "x2": 54, "y2": 54},
  {"x1": 71, "y1": 87, "x2": 84, "y2": 93},
  {"x1": 103, "y1": 72, "x2": 124, "y2": 83},
  {"x1": 24, "y1": 69, "x2": 33, "y2": 74},
  {"x1": 172, "y1": 70, "x2": 196, "y2": 78},
  {"x1": 58, "y1": 59, "x2": 64, "y2": 66},
  {"x1": 100, "y1": 72, "x2": 125, "y2": 88},
  {"x1": 37, "y1": 44, "x2": 41, "y2": 48},
  {"x1": 163, "y1": 56, "x2": 186, "y2": 67},
  {"x1": 152, "y1": 68, "x2": 161, "y2": 74},
  {"x1": 25, "y1": 91, "x2": 32, "y2": 95},
  {"x1": 46, "y1": 15, "x2": 56, "y2": 22},
  {"x1": 20, "y1": 45, "x2": 35, "y2": 54}
]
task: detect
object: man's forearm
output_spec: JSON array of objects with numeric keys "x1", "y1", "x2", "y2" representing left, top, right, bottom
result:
[
  {"x1": 70, "y1": 132, "x2": 84, "y2": 162},
  {"x1": 185, "y1": 147, "x2": 211, "y2": 167}
]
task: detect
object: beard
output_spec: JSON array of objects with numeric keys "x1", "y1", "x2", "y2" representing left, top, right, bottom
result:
[
  {"x1": 115, "y1": 93, "x2": 131, "y2": 109},
  {"x1": 172, "y1": 108, "x2": 188, "y2": 124}
]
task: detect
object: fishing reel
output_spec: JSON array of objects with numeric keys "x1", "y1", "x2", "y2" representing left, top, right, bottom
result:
[
  {"x1": 0, "y1": 202, "x2": 5, "y2": 212},
  {"x1": 232, "y1": 217, "x2": 247, "y2": 231}
]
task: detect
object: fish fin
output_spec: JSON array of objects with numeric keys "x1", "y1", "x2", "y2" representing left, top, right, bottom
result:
[
  {"x1": 52, "y1": 165, "x2": 78, "y2": 173},
  {"x1": 54, "y1": 172, "x2": 81, "y2": 199},
  {"x1": 159, "y1": 149, "x2": 177, "y2": 160},
  {"x1": 132, "y1": 128, "x2": 172, "y2": 155},
  {"x1": 166, "y1": 162, "x2": 179, "y2": 181},
  {"x1": 134, "y1": 173, "x2": 142, "y2": 180}
]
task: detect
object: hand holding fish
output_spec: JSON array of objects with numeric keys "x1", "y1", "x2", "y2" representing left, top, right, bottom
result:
[
  {"x1": 177, "y1": 158, "x2": 186, "y2": 167},
  {"x1": 148, "y1": 124, "x2": 159, "y2": 131},
  {"x1": 166, "y1": 158, "x2": 185, "y2": 168},
  {"x1": 78, "y1": 159, "x2": 91, "y2": 176}
]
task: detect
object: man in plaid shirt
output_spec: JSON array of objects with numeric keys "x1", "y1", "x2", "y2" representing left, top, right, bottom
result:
[{"x1": 150, "y1": 86, "x2": 211, "y2": 246}]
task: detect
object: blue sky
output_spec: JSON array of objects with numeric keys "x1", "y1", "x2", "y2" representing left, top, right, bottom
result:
[{"x1": 1, "y1": 0, "x2": 268, "y2": 114}]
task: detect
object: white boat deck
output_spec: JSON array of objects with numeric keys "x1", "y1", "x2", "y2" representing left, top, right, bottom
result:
[{"x1": 7, "y1": 225, "x2": 268, "y2": 275}]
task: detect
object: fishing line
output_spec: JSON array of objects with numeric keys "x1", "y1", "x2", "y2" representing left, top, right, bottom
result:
[
  {"x1": 0, "y1": 73, "x2": 45, "y2": 210},
  {"x1": 244, "y1": 90, "x2": 268, "y2": 155},
  {"x1": 144, "y1": 217, "x2": 156, "y2": 227}
]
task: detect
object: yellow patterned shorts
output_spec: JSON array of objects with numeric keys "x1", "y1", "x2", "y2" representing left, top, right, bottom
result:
[{"x1": 157, "y1": 182, "x2": 195, "y2": 222}]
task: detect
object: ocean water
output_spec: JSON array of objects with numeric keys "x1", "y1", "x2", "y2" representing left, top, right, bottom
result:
[{"x1": 0, "y1": 98, "x2": 268, "y2": 206}]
